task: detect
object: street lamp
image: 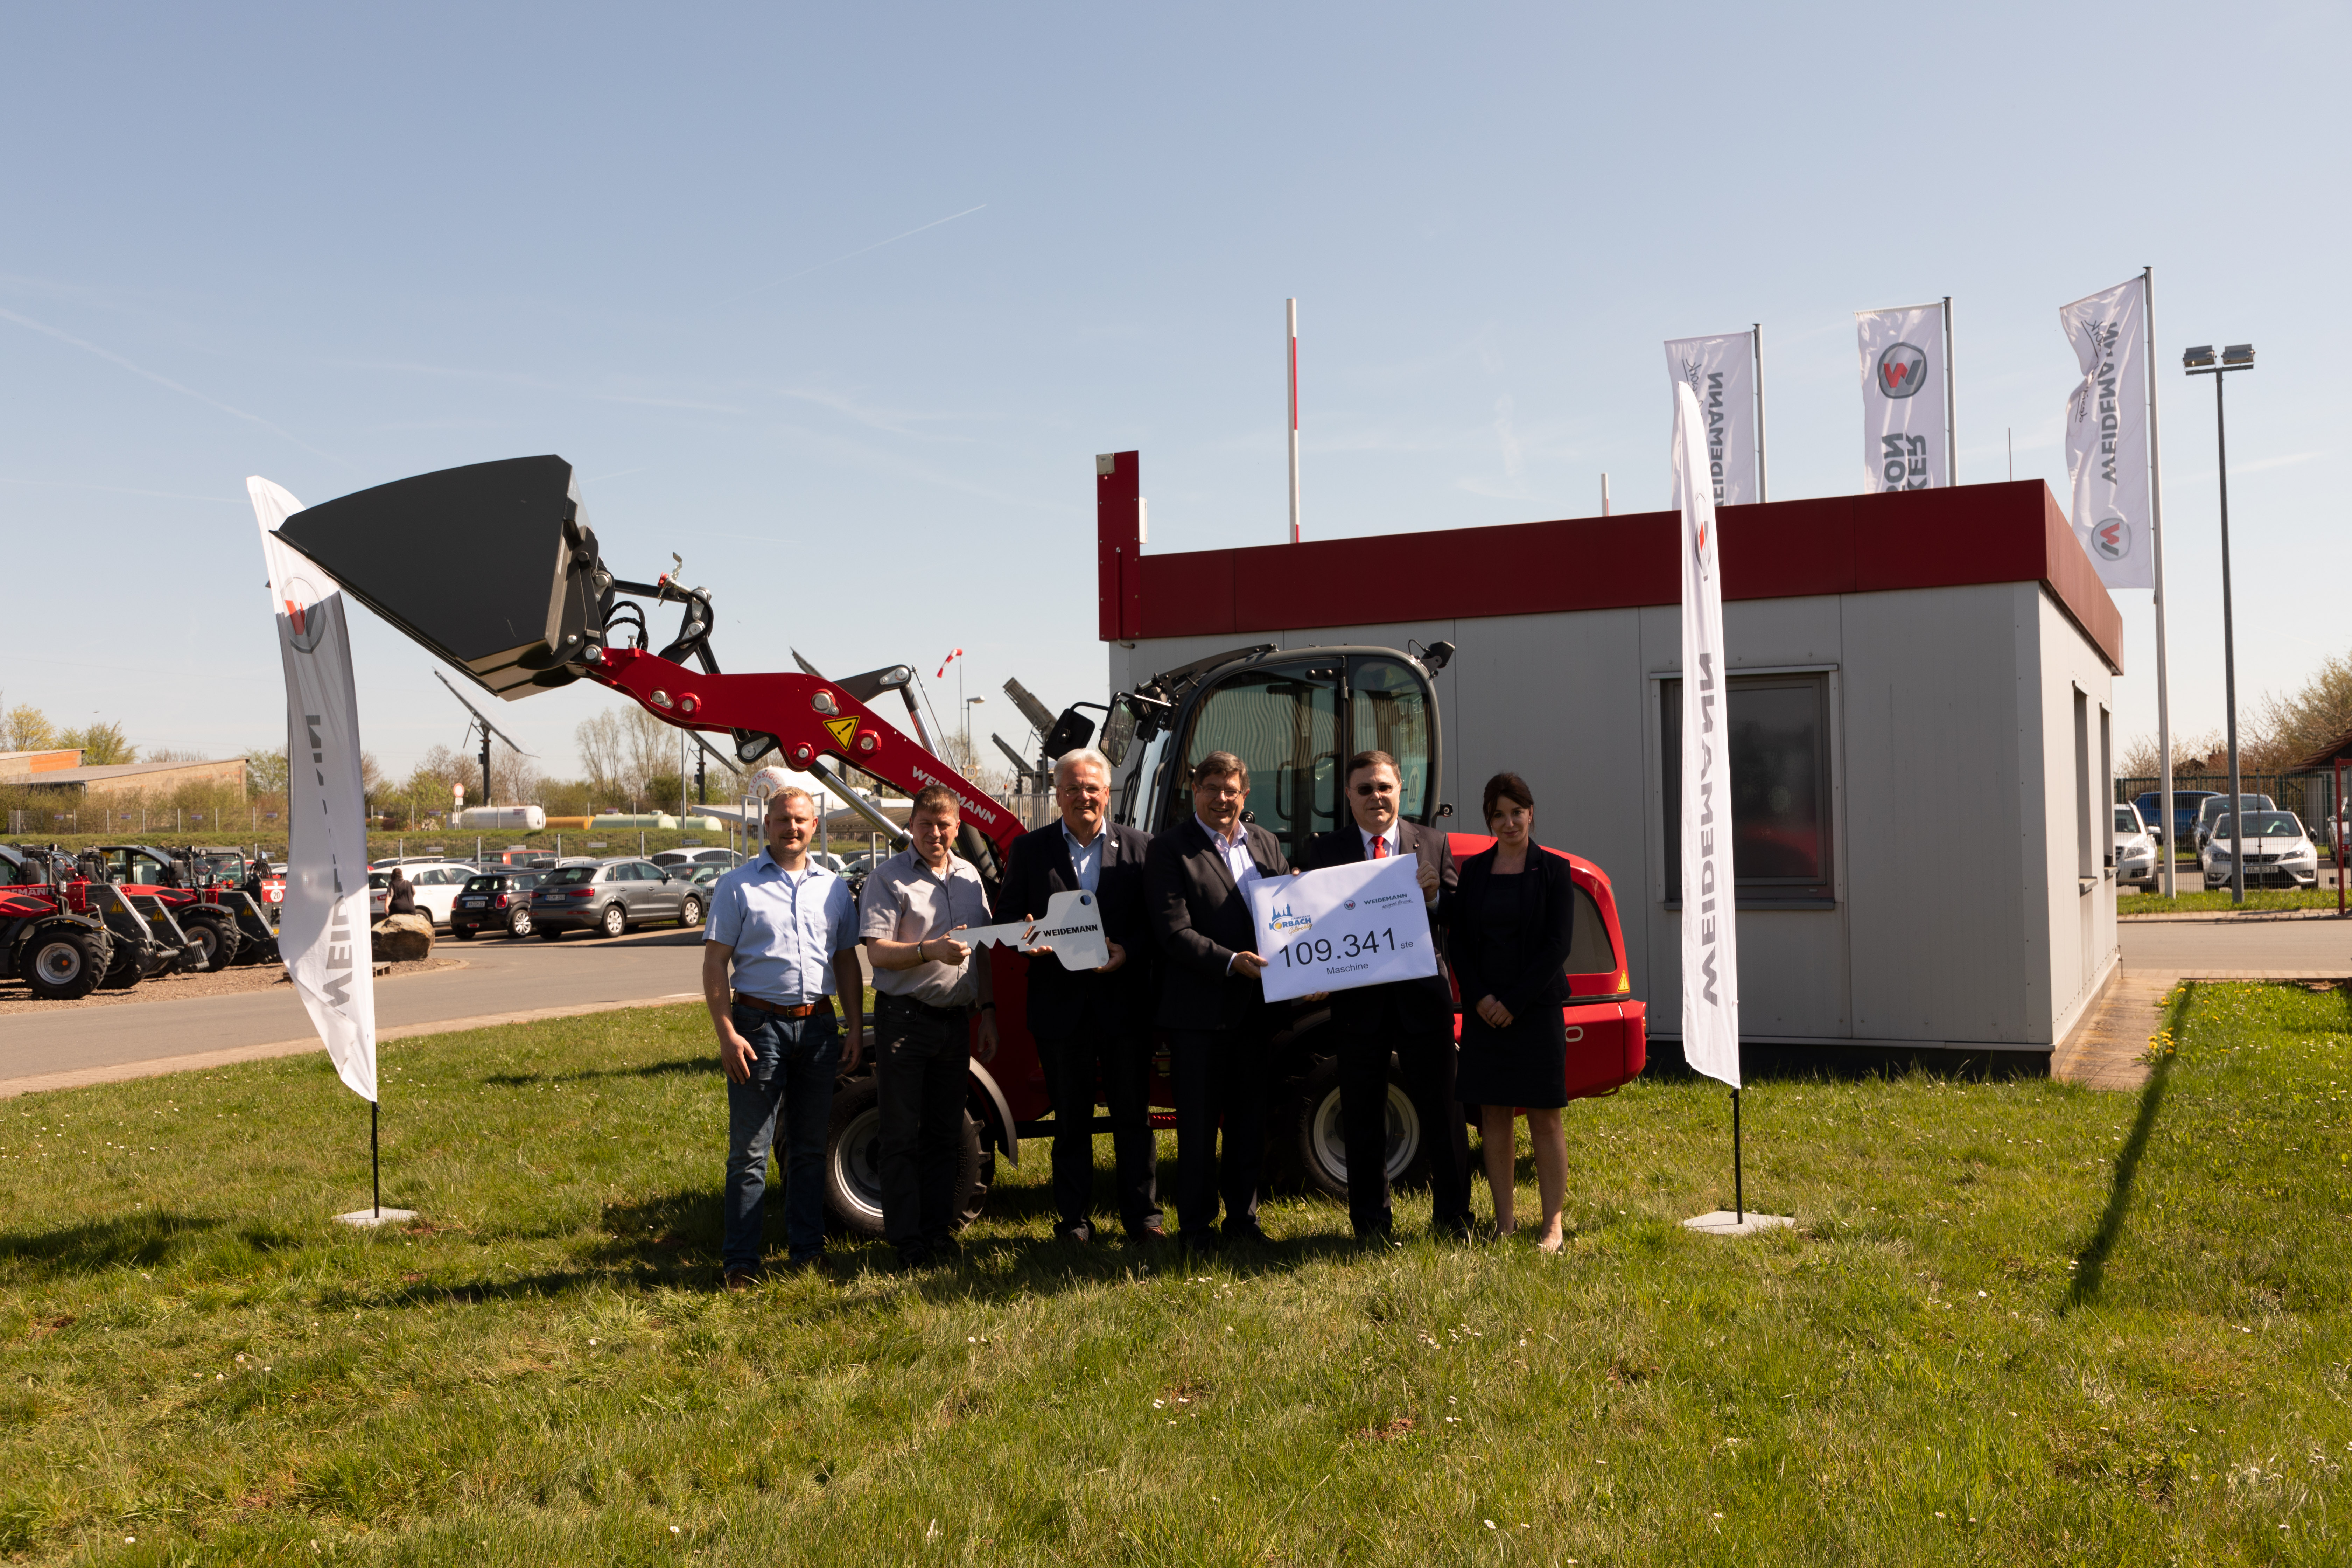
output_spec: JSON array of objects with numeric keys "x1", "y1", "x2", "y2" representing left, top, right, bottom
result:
[
  {"x1": 2183, "y1": 342, "x2": 2257, "y2": 904},
  {"x1": 964, "y1": 696, "x2": 985, "y2": 764}
]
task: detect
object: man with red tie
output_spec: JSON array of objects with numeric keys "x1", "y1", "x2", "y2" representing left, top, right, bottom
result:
[{"x1": 1303, "y1": 749, "x2": 1470, "y2": 1246}]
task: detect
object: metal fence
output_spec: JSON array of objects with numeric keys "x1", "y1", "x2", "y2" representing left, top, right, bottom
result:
[{"x1": 2115, "y1": 771, "x2": 2340, "y2": 842}]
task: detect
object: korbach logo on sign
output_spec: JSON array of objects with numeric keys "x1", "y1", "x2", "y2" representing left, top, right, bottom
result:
[
  {"x1": 2059, "y1": 276, "x2": 2154, "y2": 590},
  {"x1": 1856, "y1": 304, "x2": 1950, "y2": 492},
  {"x1": 254, "y1": 478, "x2": 378, "y2": 1105},
  {"x1": 1672, "y1": 382, "x2": 1741, "y2": 1090},
  {"x1": 1661, "y1": 334, "x2": 1760, "y2": 506}
]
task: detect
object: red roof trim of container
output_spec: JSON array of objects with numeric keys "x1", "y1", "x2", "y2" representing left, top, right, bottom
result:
[{"x1": 1100, "y1": 475, "x2": 2121, "y2": 674}]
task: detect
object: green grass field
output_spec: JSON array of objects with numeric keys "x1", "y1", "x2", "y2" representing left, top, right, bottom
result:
[
  {"x1": 4, "y1": 985, "x2": 2347, "y2": 1564},
  {"x1": 2118, "y1": 886, "x2": 2340, "y2": 915}
]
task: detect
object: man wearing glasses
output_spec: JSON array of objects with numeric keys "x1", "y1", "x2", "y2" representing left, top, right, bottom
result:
[{"x1": 1303, "y1": 748, "x2": 1469, "y2": 1247}]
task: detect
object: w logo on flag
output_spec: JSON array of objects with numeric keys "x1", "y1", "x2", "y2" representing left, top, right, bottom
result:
[{"x1": 1876, "y1": 343, "x2": 1929, "y2": 398}]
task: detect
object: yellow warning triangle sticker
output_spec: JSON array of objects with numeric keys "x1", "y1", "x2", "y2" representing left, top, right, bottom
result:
[{"x1": 823, "y1": 716, "x2": 859, "y2": 750}]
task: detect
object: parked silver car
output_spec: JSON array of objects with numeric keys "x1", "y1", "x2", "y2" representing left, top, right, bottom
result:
[
  {"x1": 528, "y1": 856, "x2": 705, "y2": 939},
  {"x1": 2113, "y1": 803, "x2": 2158, "y2": 891},
  {"x1": 2202, "y1": 810, "x2": 2319, "y2": 890},
  {"x1": 2192, "y1": 792, "x2": 2275, "y2": 853}
]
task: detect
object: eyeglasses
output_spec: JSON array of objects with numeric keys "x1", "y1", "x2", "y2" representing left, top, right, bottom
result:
[{"x1": 1352, "y1": 783, "x2": 1394, "y2": 797}]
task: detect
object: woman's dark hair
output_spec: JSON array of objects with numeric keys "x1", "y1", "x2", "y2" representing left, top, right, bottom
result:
[{"x1": 1482, "y1": 771, "x2": 1534, "y2": 824}]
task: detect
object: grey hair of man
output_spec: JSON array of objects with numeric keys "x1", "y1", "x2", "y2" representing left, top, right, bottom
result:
[{"x1": 1052, "y1": 747, "x2": 1115, "y2": 786}]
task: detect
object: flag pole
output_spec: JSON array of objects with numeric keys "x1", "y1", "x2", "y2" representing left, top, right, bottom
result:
[
  {"x1": 2144, "y1": 265, "x2": 2177, "y2": 897},
  {"x1": 1752, "y1": 323, "x2": 1769, "y2": 502},
  {"x1": 1286, "y1": 299, "x2": 1302, "y2": 544},
  {"x1": 1731, "y1": 1088, "x2": 1743, "y2": 1222},
  {"x1": 1942, "y1": 296, "x2": 1957, "y2": 485},
  {"x1": 371, "y1": 1098, "x2": 381, "y2": 1218}
]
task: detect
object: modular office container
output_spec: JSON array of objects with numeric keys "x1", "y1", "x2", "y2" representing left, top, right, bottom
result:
[{"x1": 1096, "y1": 463, "x2": 2122, "y2": 1060}]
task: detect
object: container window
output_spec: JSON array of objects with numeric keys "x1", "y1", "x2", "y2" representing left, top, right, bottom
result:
[{"x1": 1662, "y1": 672, "x2": 1833, "y2": 905}]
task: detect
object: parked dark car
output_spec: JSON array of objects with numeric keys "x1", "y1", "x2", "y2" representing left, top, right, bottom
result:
[
  {"x1": 2135, "y1": 789, "x2": 2222, "y2": 847},
  {"x1": 528, "y1": 857, "x2": 705, "y2": 939},
  {"x1": 450, "y1": 870, "x2": 546, "y2": 939}
]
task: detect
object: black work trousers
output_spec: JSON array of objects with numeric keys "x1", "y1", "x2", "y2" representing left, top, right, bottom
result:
[
  {"x1": 874, "y1": 993, "x2": 970, "y2": 1258},
  {"x1": 1170, "y1": 1024, "x2": 1269, "y2": 1243},
  {"x1": 1037, "y1": 1014, "x2": 1161, "y2": 1239},
  {"x1": 1338, "y1": 1015, "x2": 1474, "y2": 1239}
]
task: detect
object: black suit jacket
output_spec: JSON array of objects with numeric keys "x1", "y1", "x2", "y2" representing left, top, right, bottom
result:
[
  {"x1": 1302, "y1": 820, "x2": 1459, "y2": 1030},
  {"x1": 1451, "y1": 844, "x2": 1576, "y2": 1021},
  {"x1": 1002, "y1": 818, "x2": 1156, "y2": 1038},
  {"x1": 1146, "y1": 816, "x2": 1292, "y2": 1031}
]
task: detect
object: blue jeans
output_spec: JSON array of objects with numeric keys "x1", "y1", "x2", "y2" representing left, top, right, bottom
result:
[{"x1": 724, "y1": 1005, "x2": 841, "y2": 1270}]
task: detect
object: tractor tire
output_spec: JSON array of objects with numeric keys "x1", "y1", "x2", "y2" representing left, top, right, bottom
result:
[
  {"x1": 177, "y1": 912, "x2": 239, "y2": 974},
  {"x1": 600, "y1": 903, "x2": 627, "y2": 939},
  {"x1": 98, "y1": 939, "x2": 145, "y2": 992},
  {"x1": 25, "y1": 929, "x2": 104, "y2": 1001},
  {"x1": 822, "y1": 1073, "x2": 990, "y2": 1240},
  {"x1": 677, "y1": 894, "x2": 703, "y2": 929},
  {"x1": 1287, "y1": 1053, "x2": 1429, "y2": 1203}
]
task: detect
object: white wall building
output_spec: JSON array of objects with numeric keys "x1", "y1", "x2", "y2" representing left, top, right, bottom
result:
[{"x1": 1098, "y1": 472, "x2": 2123, "y2": 1061}]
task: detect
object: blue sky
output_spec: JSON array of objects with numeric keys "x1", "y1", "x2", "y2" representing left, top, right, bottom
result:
[{"x1": 4, "y1": 3, "x2": 2344, "y2": 785}]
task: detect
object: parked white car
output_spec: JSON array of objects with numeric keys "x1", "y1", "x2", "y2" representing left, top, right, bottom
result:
[
  {"x1": 2202, "y1": 810, "x2": 2319, "y2": 891},
  {"x1": 364, "y1": 862, "x2": 481, "y2": 927},
  {"x1": 2113, "y1": 803, "x2": 2158, "y2": 891}
]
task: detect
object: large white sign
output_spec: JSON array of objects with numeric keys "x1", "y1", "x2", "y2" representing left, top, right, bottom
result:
[
  {"x1": 1673, "y1": 383, "x2": 1741, "y2": 1090},
  {"x1": 2059, "y1": 276, "x2": 2153, "y2": 589},
  {"x1": 1856, "y1": 302, "x2": 1950, "y2": 492},
  {"x1": 1663, "y1": 332, "x2": 1760, "y2": 506},
  {"x1": 1247, "y1": 855, "x2": 1437, "y2": 1004},
  {"x1": 253, "y1": 478, "x2": 378, "y2": 1104}
]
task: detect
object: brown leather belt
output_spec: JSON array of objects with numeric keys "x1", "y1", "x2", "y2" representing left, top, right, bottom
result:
[{"x1": 732, "y1": 992, "x2": 834, "y2": 1020}]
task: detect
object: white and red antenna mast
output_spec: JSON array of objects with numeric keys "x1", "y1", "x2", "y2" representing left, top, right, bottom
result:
[{"x1": 1286, "y1": 298, "x2": 1302, "y2": 544}]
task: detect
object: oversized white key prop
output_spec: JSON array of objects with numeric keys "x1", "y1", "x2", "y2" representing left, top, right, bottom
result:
[{"x1": 948, "y1": 889, "x2": 1110, "y2": 971}]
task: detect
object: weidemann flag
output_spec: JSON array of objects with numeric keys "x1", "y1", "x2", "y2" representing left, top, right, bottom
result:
[
  {"x1": 1857, "y1": 302, "x2": 1949, "y2": 492},
  {"x1": 1672, "y1": 382, "x2": 1741, "y2": 1090},
  {"x1": 1663, "y1": 333, "x2": 1760, "y2": 505},
  {"x1": 253, "y1": 478, "x2": 378, "y2": 1103},
  {"x1": 2059, "y1": 276, "x2": 2153, "y2": 589}
]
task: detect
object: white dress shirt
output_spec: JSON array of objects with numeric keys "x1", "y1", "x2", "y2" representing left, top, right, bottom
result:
[{"x1": 1359, "y1": 821, "x2": 1402, "y2": 860}]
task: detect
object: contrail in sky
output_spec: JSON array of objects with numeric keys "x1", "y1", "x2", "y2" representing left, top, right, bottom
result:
[
  {"x1": 720, "y1": 203, "x2": 987, "y2": 305},
  {"x1": 0, "y1": 303, "x2": 339, "y2": 462}
]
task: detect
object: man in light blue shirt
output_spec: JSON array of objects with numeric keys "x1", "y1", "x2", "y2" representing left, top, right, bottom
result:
[{"x1": 704, "y1": 786, "x2": 863, "y2": 1284}]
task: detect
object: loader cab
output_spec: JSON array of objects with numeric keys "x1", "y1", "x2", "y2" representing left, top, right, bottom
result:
[
  {"x1": 97, "y1": 846, "x2": 181, "y2": 888},
  {"x1": 1116, "y1": 646, "x2": 1443, "y2": 869}
]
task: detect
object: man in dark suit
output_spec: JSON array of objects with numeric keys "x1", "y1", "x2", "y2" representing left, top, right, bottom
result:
[
  {"x1": 1002, "y1": 746, "x2": 1164, "y2": 1245},
  {"x1": 1303, "y1": 749, "x2": 1472, "y2": 1245},
  {"x1": 1145, "y1": 749, "x2": 1290, "y2": 1250}
]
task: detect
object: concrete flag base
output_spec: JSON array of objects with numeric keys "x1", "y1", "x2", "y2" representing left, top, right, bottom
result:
[
  {"x1": 333, "y1": 1207, "x2": 418, "y2": 1228},
  {"x1": 1682, "y1": 1210, "x2": 1794, "y2": 1238}
]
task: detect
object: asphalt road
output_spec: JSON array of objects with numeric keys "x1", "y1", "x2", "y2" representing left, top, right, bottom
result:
[
  {"x1": 0, "y1": 927, "x2": 708, "y2": 1087},
  {"x1": 2118, "y1": 913, "x2": 2352, "y2": 973}
]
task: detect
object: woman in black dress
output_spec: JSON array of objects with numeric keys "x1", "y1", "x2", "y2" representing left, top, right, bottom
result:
[{"x1": 1452, "y1": 772, "x2": 1575, "y2": 1251}]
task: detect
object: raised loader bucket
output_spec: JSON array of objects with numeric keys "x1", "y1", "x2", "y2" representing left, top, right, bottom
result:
[{"x1": 272, "y1": 455, "x2": 606, "y2": 700}]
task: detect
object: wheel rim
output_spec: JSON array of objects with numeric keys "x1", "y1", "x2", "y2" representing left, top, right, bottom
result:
[
  {"x1": 1308, "y1": 1082, "x2": 1422, "y2": 1185},
  {"x1": 603, "y1": 905, "x2": 624, "y2": 937},
  {"x1": 35, "y1": 941, "x2": 84, "y2": 986},
  {"x1": 510, "y1": 908, "x2": 532, "y2": 936},
  {"x1": 831, "y1": 1106, "x2": 887, "y2": 1228},
  {"x1": 682, "y1": 897, "x2": 701, "y2": 925},
  {"x1": 190, "y1": 926, "x2": 219, "y2": 965}
]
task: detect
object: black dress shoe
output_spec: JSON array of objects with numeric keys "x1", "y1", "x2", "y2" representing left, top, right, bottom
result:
[
  {"x1": 1054, "y1": 1222, "x2": 1094, "y2": 1245},
  {"x1": 1223, "y1": 1221, "x2": 1270, "y2": 1247},
  {"x1": 894, "y1": 1246, "x2": 932, "y2": 1272},
  {"x1": 1128, "y1": 1225, "x2": 1170, "y2": 1246},
  {"x1": 1177, "y1": 1229, "x2": 1221, "y2": 1254}
]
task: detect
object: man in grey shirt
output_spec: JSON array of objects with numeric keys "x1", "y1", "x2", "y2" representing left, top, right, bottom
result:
[{"x1": 859, "y1": 783, "x2": 996, "y2": 1268}]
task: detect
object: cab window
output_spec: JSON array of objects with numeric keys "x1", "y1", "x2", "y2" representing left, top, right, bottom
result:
[
  {"x1": 1350, "y1": 656, "x2": 1435, "y2": 820},
  {"x1": 1174, "y1": 660, "x2": 1342, "y2": 862}
]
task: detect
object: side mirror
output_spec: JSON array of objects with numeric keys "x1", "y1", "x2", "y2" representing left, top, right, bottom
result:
[{"x1": 1100, "y1": 703, "x2": 1136, "y2": 766}]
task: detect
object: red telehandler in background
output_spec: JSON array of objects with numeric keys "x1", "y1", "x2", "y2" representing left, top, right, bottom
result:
[{"x1": 272, "y1": 455, "x2": 1645, "y2": 1234}]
